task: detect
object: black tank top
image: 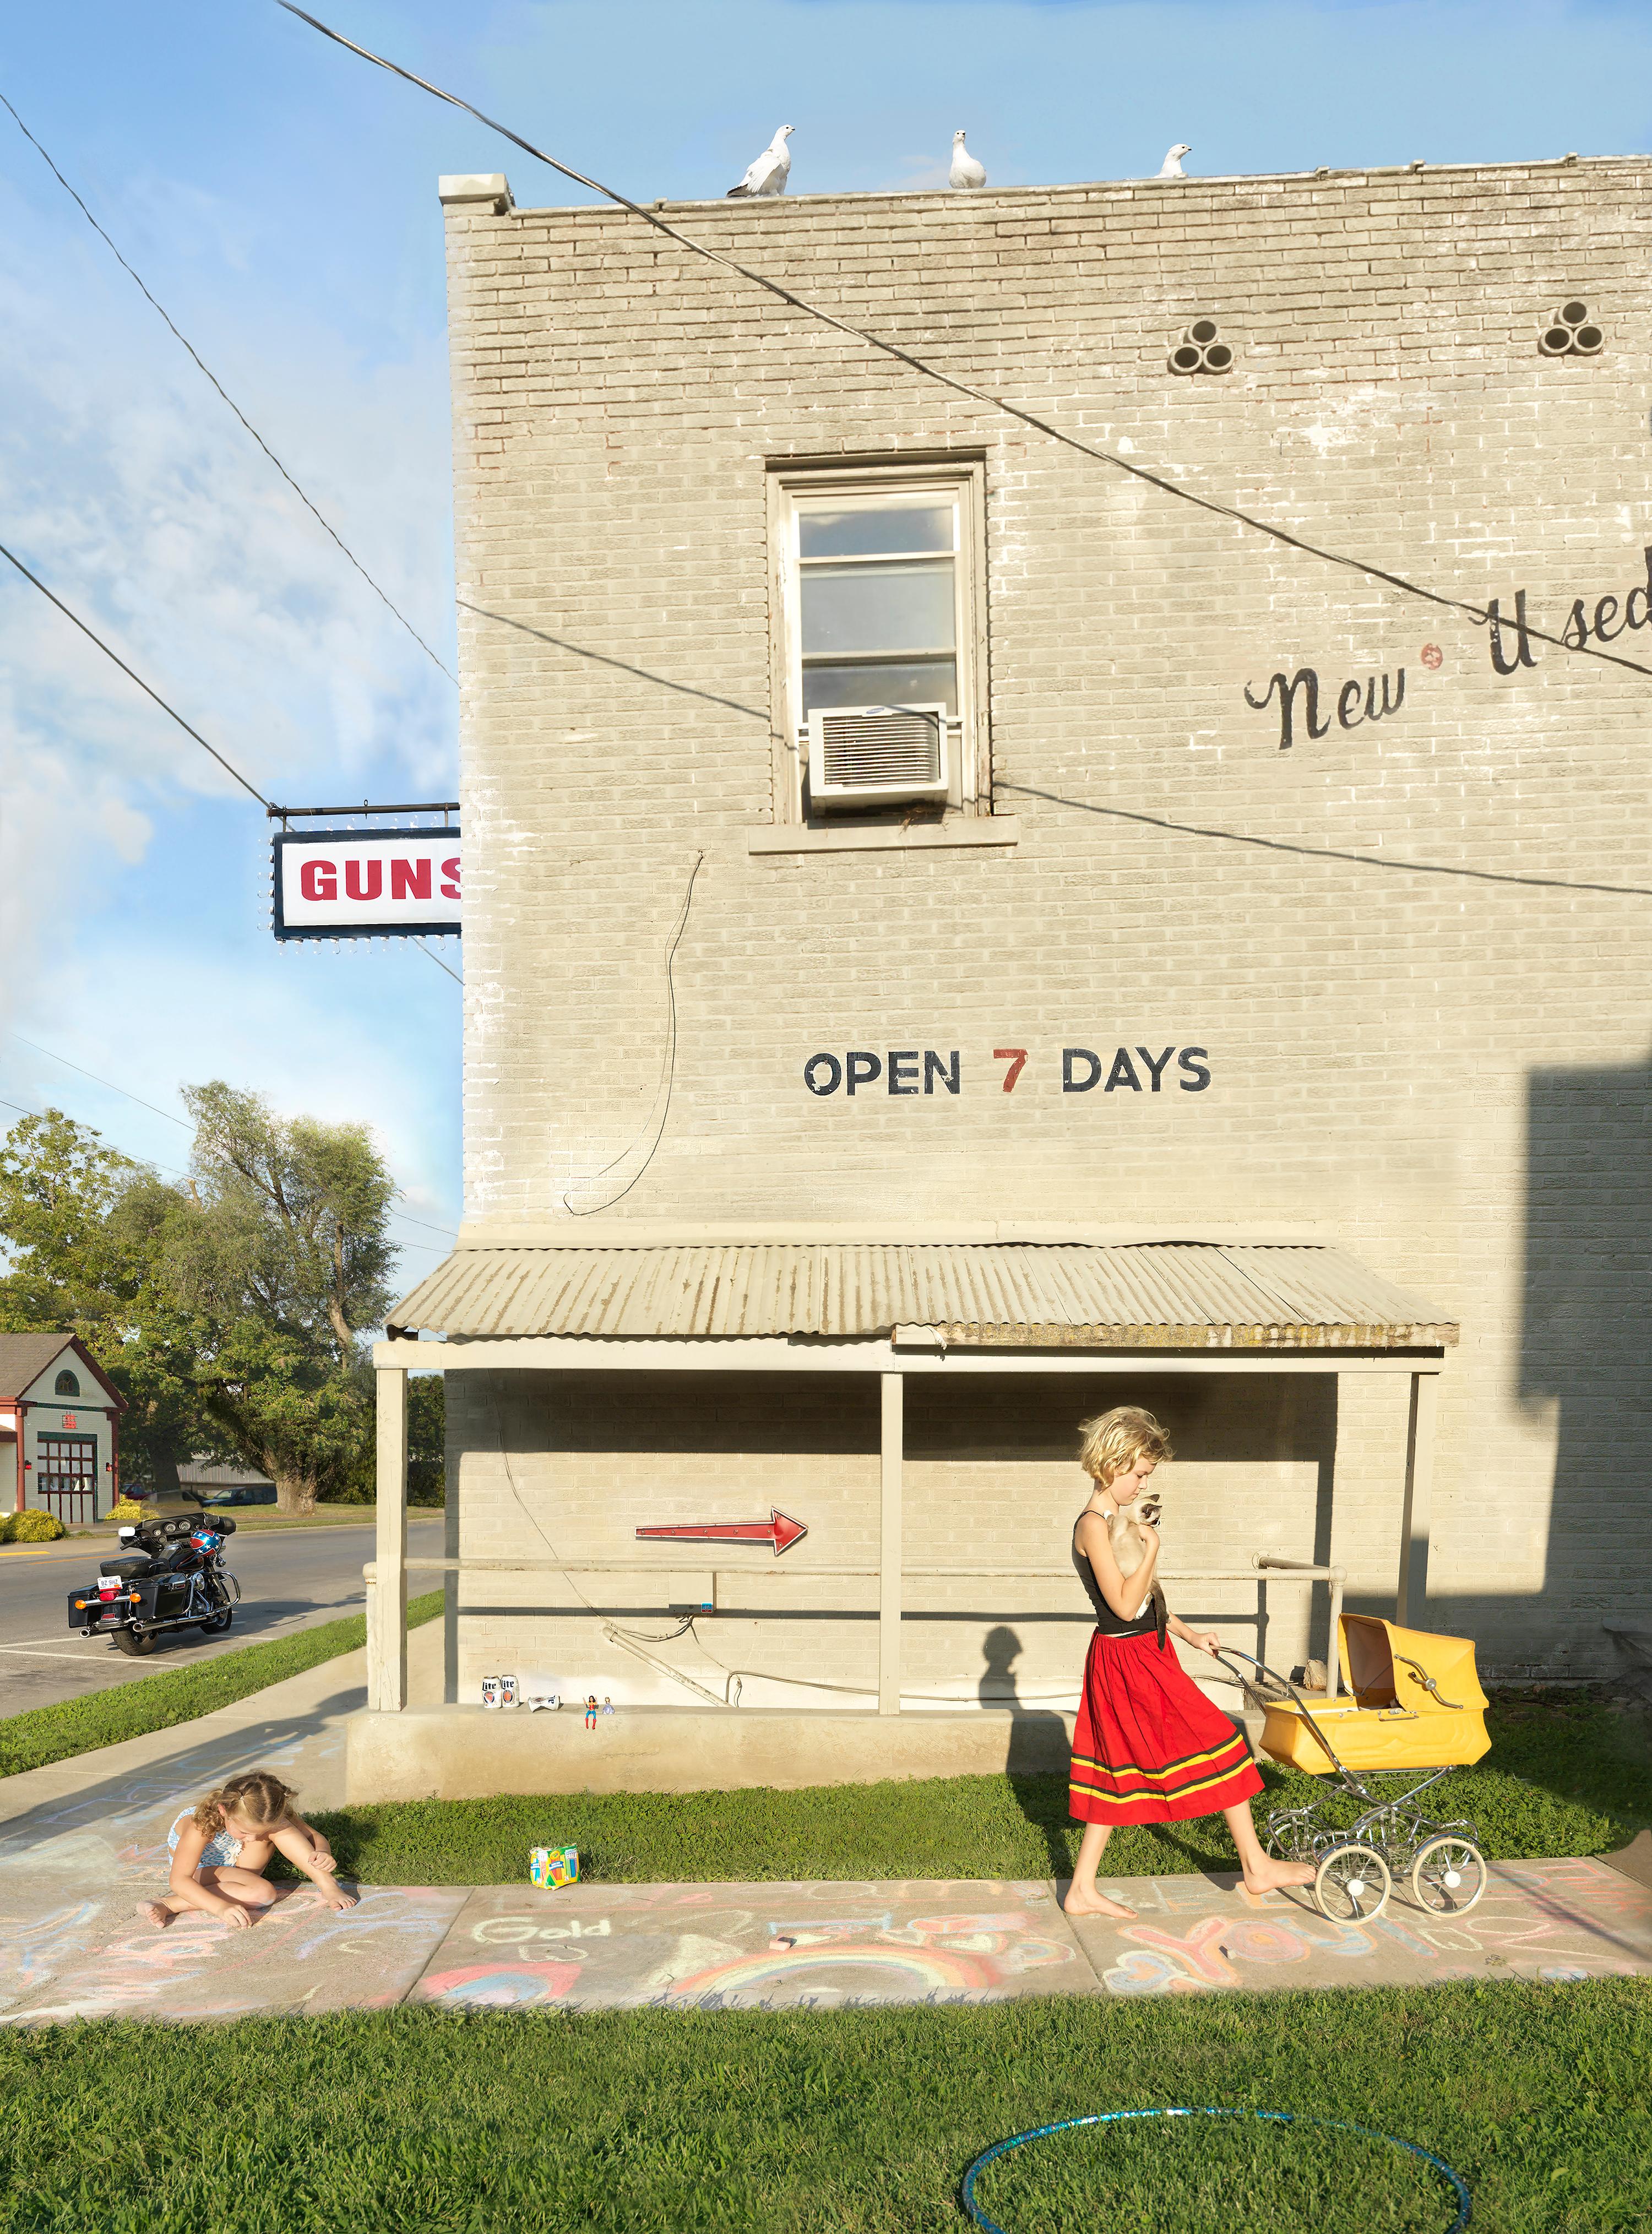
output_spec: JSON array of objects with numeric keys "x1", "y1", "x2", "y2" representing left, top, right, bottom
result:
[{"x1": 1072, "y1": 1514, "x2": 1160, "y2": 1639}]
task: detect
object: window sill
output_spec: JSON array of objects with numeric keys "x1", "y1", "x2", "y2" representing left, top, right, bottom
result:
[{"x1": 747, "y1": 816, "x2": 1020, "y2": 857}]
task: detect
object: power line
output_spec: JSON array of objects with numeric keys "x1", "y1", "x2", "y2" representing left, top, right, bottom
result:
[
  {"x1": 5, "y1": 1032, "x2": 457, "y2": 1238},
  {"x1": 0, "y1": 537, "x2": 459, "y2": 986},
  {"x1": 276, "y1": 1, "x2": 1652, "y2": 689},
  {"x1": 0, "y1": 1083, "x2": 454, "y2": 1252},
  {"x1": 0, "y1": 1091, "x2": 190, "y2": 1179},
  {"x1": 1002, "y1": 781, "x2": 1652, "y2": 899},
  {"x1": 0, "y1": 536, "x2": 270, "y2": 806},
  {"x1": 0, "y1": 87, "x2": 457, "y2": 686},
  {"x1": 9, "y1": 1033, "x2": 189, "y2": 1128}
]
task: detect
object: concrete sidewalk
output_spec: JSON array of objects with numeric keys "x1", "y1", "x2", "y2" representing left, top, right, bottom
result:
[
  {"x1": 2, "y1": 1621, "x2": 1649, "y2": 2022},
  {"x1": 3, "y1": 1852, "x2": 1648, "y2": 2024}
]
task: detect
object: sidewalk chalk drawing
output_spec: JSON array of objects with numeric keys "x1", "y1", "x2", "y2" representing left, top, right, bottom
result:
[
  {"x1": 412, "y1": 1899, "x2": 1080, "y2": 2010},
  {"x1": 0, "y1": 1900, "x2": 108, "y2": 2013},
  {"x1": 1098, "y1": 1879, "x2": 1651, "y2": 1997},
  {"x1": 666, "y1": 1943, "x2": 997, "y2": 2002},
  {"x1": 2, "y1": 1887, "x2": 462, "y2": 2025},
  {"x1": 414, "y1": 1960, "x2": 584, "y2": 2008}
]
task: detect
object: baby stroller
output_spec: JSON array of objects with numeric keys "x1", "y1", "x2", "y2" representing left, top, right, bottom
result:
[{"x1": 1214, "y1": 1616, "x2": 1491, "y2": 1925}]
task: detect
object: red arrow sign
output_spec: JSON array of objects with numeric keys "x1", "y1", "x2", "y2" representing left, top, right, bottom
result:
[{"x1": 635, "y1": 1508, "x2": 807, "y2": 1557}]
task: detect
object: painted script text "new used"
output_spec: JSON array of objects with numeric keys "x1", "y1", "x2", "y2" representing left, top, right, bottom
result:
[{"x1": 802, "y1": 1048, "x2": 1212, "y2": 1095}]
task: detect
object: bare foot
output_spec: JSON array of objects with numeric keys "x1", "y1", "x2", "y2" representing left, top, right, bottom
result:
[
  {"x1": 1240, "y1": 1857, "x2": 1317, "y2": 1896},
  {"x1": 1062, "y1": 1886, "x2": 1137, "y2": 1921},
  {"x1": 311, "y1": 1884, "x2": 359, "y2": 1912},
  {"x1": 134, "y1": 1900, "x2": 174, "y2": 1929}
]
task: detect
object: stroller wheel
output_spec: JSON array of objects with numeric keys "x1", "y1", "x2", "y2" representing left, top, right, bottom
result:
[
  {"x1": 1411, "y1": 1836, "x2": 1487, "y2": 1916},
  {"x1": 1314, "y1": 1842, "x2": 1392, "y2": 1925}
]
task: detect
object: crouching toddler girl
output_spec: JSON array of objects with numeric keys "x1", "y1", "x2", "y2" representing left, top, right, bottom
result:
[{"x1": 137, "y1": 1769, "x2": 357, "y2": 1929}]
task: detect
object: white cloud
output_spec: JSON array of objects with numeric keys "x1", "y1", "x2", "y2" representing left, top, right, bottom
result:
[{"x1": 0, "y1": 138, "x2": 461, "y2": 1257}]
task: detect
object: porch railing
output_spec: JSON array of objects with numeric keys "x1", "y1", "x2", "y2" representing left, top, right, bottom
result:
[{"x1": 362, "y1": 1552, "x2": 1344, "y2": 1714}]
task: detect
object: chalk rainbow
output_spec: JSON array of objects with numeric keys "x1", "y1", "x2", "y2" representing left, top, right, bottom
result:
[{"x1": 669, "y1": 1942, "x2": 995, "y2": 1998}]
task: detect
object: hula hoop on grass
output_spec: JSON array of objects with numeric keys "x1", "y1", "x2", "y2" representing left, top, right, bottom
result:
[{"x1": 959, "y1": 2107, "x2": 1471, "y2": 2233}]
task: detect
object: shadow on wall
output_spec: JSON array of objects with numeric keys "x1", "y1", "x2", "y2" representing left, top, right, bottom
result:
[
  {"x1": 979, "y1": 1622, "x2": 1069, "y2": 1764},
  {"x1": 1519, "y1": 1041, "x2": 1652, "y2": 1677},
  {"x1": 906, "y1": 1373, "x2": 1341, "y2": 1661},
  {"x1": 450, "y1": 1366, "x2": 1347, "y2": 1705}
]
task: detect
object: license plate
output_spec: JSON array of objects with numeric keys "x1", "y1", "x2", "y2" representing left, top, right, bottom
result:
[{"x1": 97, "y1": 1577, "x2": 121, "y2": 1590}]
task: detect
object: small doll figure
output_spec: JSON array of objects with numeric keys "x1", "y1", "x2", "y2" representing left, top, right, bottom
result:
[
  {"x1": 601, "y1": 1697, "x2": 614, "y2": 1717},
  {"x1": 584, "y1": 1694, "x2": 599, "y2": 1730}
]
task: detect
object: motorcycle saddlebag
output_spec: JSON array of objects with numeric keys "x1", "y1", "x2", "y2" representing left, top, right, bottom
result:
[{"x1": 137, "y1": 1572, "x2": 191, "y2": 1622}]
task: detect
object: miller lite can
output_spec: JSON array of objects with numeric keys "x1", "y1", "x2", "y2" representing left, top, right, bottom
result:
[
  {"x1": 480, "y1": 1676, "x2": 501, "y2": 1709},
  {"x1": 500, "y1": 1673, "x2": 520, "y2": 1708}
]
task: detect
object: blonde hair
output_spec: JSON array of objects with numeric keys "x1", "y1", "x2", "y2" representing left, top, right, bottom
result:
[
  {"x1": 194, "y1": 1770, "x2": 298, "y2": 1839},
  {"x1": 1077, "y1": 1405, "x2": 1173, "y2": 1486}
]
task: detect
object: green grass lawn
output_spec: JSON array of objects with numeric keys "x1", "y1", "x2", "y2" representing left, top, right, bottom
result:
[
  {"x1": 0, "y1": 1592, "x2": 442, "y2": 1780},
  {"x1": 305, "y1": 1689, "x2": 1652, "y2": 1888},
  {"x1": 0, "y1": 1980, "x2": 1646, "y2": 2231},
  {"x1": 219, "y1": 1505, "x2": 446, "y2": 1534}
]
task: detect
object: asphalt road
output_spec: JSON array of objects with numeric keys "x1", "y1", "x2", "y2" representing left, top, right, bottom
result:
[{"x1": 0, "y1": 1517, "x2": 445, "y2": 1715}]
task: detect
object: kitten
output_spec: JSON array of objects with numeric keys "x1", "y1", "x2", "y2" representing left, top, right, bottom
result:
[{"x1": 1109, "y1": 1494, "x2": 1167, "y2": 1648}]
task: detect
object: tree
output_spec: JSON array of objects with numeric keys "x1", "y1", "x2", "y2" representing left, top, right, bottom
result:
[
  {"x1": 408, "y1": 1373, "x2": 445, "y2": 1507},
  {"x1": 164, "y1": 1084, "x2": 398, "y2": 1515},
  {"x1": 0, "y1": 1112, "x2": 206, "y2": 1488},
  {"x1": 0, "y1": 1088, "x2": 404, "y2": 1518}
]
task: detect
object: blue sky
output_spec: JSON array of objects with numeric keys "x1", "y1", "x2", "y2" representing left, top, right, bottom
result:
[{"x1": 1, "y1": 0, "x2": 1649, "y2": 1285}]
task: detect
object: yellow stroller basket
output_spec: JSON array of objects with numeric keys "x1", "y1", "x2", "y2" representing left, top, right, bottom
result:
[{"x1": 1259, "y1": 1617, "x2": 1491, "y2": 1775}]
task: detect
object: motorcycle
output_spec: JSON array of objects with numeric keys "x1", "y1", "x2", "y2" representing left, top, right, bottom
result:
[{"x1": 68, "y1": 1491, "x2": 241, "y2": 1657}]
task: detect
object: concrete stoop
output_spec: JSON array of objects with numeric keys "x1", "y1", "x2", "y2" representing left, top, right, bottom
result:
[{"x1": 346, "y1": 1701, "x2": 1080, "y2": 1802}]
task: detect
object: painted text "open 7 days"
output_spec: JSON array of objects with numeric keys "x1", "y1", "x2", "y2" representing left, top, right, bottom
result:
[{"x1": 802, "y1": 1048, "x2": 1212, "y2": 1095}]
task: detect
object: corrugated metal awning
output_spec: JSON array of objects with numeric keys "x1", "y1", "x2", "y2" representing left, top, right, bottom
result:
[{"x1": 389, "y1": 1241, "x2": 1456, "y2": 1350}]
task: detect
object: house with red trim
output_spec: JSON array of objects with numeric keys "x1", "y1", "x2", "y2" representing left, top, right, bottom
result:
[{"x1": 0, "y1": 1335, "x2": 126, "y2": 1526}]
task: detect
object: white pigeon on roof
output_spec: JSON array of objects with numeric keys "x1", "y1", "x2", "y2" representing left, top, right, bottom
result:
[
  {"x1": 1158, "y1": 143, "x2": 1192, "y2": 178},
  {"x1": 727, "y1": 126, "x2": 794, "y2": 197},
  {"x1": 949, "y1": 130, "x2": 987, "y2": 189}
]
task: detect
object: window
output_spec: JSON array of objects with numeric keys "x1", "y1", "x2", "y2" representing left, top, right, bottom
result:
[
  {"x1": 769, "y1": 463, "x2": 988, "y2": 825},
  {"x1": 53, "y1": 1369, "x2": 80, "y2": 1396}
]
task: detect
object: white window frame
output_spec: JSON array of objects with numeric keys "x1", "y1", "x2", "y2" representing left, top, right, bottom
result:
[{"x1": 767, "y1": 459, "x2": 990, "y2": 826}]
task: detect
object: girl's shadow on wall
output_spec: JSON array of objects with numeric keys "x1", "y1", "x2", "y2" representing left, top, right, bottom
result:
[{"x1": 986, "y1": 1624, "x2": 1240, "y2": 1882}]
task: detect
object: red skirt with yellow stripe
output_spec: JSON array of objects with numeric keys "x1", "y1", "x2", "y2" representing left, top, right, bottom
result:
[{"x1": 1069, "y1": 1627, "x2": 1262, "y2": 1825}]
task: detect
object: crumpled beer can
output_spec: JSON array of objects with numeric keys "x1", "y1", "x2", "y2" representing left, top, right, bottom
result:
[{"x1": 530, "y1": 1844, "x2": 580, "y2": 1889}]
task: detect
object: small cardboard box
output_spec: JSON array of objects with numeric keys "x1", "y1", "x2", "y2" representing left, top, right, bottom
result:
[{"x1": 530, "y1": 1844, "x2": 579, "y2": 1890}]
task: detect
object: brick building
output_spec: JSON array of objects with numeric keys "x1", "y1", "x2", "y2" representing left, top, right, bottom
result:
[
  {"x1": 0, "y1": 1334, "x2": 124, "y2": 1526},
  {"x1": 361, "y1": 153, "x2": 1651, "y2": 1796}
]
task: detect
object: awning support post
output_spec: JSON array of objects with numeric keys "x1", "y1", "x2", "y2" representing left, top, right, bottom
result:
[
  {"x1": 1396, "y1": 1369, "x2": 1438, "y2": 1627},
  {"x1": 879, "y1": 1372, "x2": 903, "y2": 1715},
  {"x1": 371, "y1": 1364, "x2": 409, "y2": 1712}
]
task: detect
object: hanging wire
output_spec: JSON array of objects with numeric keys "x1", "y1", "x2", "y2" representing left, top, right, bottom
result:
[
  {"x1": 0, "y1": 537, "x2": 463, "y2": 989},
  {"x1": 276, "y1": 0, "x2": 1652, "y2": 687},
  {"x1": 561, "y1": 851, "x2": 704, "y2": 1215},
  {"x1": 0, "y1": 88, "x2": 457, "y2": 684},
  {"x1": 0, "y1": 536, "x2": 270, "y2": 806}
]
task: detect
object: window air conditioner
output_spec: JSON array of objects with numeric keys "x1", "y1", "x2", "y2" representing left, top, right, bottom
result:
[{"x1": 807, "y1": 704, "x2": 950, "y2": 811}]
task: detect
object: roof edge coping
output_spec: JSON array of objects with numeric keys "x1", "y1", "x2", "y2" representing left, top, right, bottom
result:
[
  {"x1": 450, "y1": 1221, "x2": 1335, "y2": 1248},
  {"x1": 498, "y1": 151, "x2": 1642, "y2": 221}
]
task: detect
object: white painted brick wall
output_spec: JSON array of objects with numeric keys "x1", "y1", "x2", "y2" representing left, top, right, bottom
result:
[{"x1": 440, "y1": 161, "x2": 1652, "y2": 1683}]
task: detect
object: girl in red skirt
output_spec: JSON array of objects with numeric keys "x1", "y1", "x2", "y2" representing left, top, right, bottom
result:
[{"x1": 1063, "y1": 1406, "x2": 1315, "y2": 1920}]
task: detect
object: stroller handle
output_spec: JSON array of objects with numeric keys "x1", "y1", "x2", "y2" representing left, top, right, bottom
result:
[
  {"x1": 1392, "y1": 1651, "x2": 1465, "y2": 1710},
  {"x1": 1210, "y1": 1645, "x2": 1365, "y2": 1790}
]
